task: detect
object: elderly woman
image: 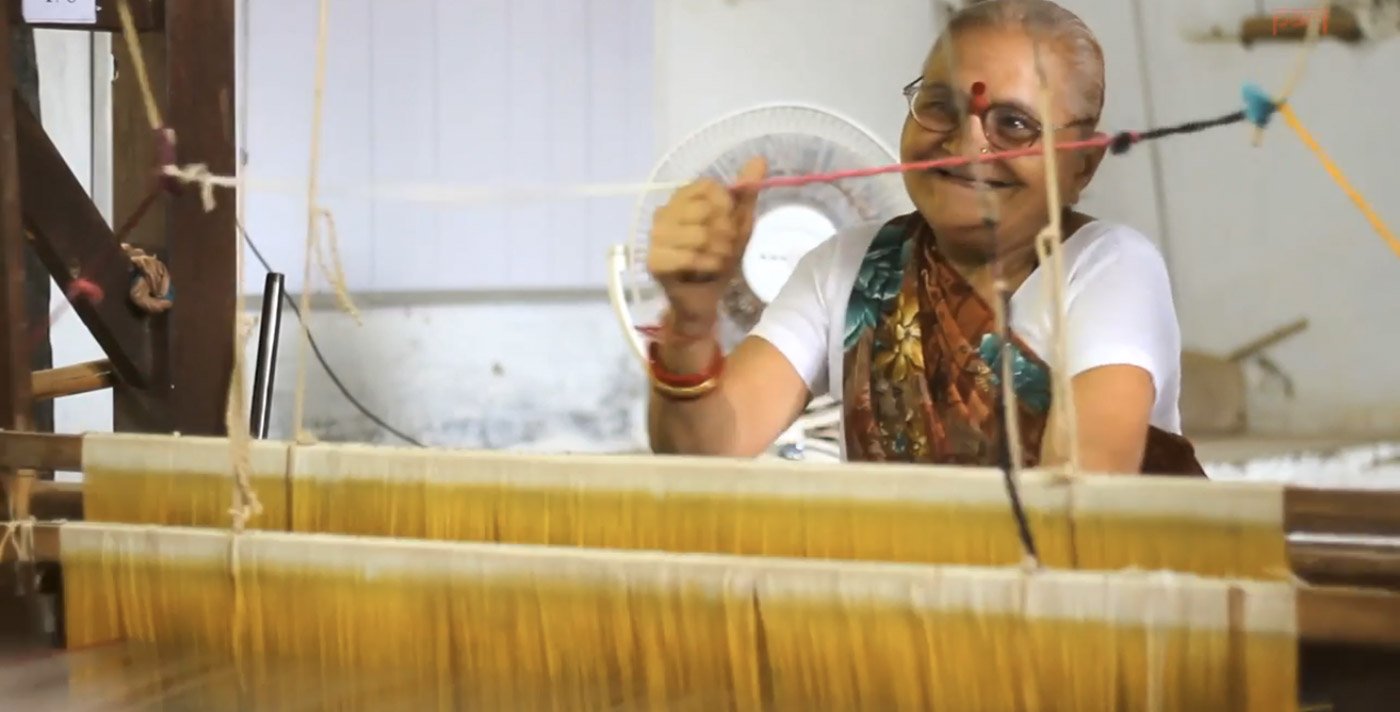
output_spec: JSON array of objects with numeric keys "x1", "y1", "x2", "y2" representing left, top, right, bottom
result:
[{"x1": 645, "y1": 0, "x2": 1202, "y2": 475}]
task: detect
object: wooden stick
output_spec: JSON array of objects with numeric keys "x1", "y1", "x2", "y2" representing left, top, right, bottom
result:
[
  {"x1": 1290, "y1": 538, "x2": 1400, "y2": 589},
  {"x1": 1226, "y1": 318, "x2": 1310, "y2": 362},
  {"x1": 31, "y1": 360, "x2": 114, "y2": 402}
]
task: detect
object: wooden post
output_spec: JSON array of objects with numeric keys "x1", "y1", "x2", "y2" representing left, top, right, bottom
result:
[
  {"x1": 163, "y1": 0, "x2": 237, "y2": 436},
  {"x1": 110, "y1": 5, "x2": 170, "y2": 433},
  {"x1": 0, "y1": 1, "x2": 36, "y2": 520},
  {"x1": 11, "y1": 22, "x2": 51, "y2": 443}
]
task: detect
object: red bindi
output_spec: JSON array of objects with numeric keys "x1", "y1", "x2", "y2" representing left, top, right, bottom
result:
[{"x1": 969, "y1": 81, "x2": 990, "y2": 114}]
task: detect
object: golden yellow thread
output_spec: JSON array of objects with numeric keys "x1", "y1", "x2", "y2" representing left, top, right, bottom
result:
[
  {"x1": 58, "y1": 523, "x2": 1299, "y2": 710},
  {"x1": 1278, "y1": 103, "x2": 1400, "y2": 261},
  {"x1": 80, "y1": 435, "x2": 1289, "y2": 581},
  {"x1": 114, "y1": 0, "x2": 162, "y2": 131}
]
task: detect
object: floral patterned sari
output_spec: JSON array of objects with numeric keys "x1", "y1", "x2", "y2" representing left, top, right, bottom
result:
[{"x1": 841, "y1": 213, "x2": 1204, "y2": 475}]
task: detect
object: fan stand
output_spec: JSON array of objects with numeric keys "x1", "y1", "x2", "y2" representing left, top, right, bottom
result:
[{"x1": 608, "y1": 244, "x2": 647, "y2": 364}]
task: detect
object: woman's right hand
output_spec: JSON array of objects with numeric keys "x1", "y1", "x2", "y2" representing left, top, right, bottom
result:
[{"x1": 647, "y1": 157, "x2": 767, "y2": 330}]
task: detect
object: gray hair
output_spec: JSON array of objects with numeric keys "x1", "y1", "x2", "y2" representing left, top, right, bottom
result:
[{"x1": 939, "y1": 0, "x2": 1106, "y2": 124}]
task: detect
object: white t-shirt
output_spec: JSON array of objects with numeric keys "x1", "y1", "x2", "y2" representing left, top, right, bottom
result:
[{"x1": 750, "y1": 219, "x2": 1184, "y2": 454}]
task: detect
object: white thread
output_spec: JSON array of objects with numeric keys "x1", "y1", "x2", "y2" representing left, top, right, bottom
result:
[
  {"x1": 291, "y1": 0, "x2": 334, "y2": 442},
  {"x1": 1029, "y1": 34, "x2": 1080, "y2": 476},
  {"x1": 154, "y1": 166, "x2": 688, "y2": 207},
  {"x1": 314, "y1": 209, "x2": 362, "y2": 325},
  {"x1": 0, "y1": 517, "x2": 35, "y2": 564},
  {"x1": 1254, "y1": 0, "x2": 1330, "y2": 146},
  {"x1": 162, "y1": 164, "x2": 223, "y2": 213}
]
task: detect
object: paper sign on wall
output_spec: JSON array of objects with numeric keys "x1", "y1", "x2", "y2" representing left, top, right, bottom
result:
[{"x1": 22, "y1": 0, "x2": 99, "y2": 24}]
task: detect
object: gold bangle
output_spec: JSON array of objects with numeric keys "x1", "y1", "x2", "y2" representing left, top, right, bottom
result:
[{"x1": 650, "y1": 374, "x2": 720, "y2": 401}]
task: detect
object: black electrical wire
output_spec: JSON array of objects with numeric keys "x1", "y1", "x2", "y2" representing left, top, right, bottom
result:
[{"x1": 237, "y1": 220, "x2": 425, "y2": 448}]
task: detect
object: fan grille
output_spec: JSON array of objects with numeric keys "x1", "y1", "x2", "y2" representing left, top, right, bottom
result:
[{"x1": 624, "y1": 104, "x2": 912, "y2": 350}]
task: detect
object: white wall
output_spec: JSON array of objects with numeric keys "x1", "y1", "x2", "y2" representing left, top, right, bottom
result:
[
  {"x1": 33, "y1": 0, "x2": 1400, "y2": 451},
  {"x1": 1136, "y1": 0, "x2": 1400, "y2": 435},
  {"x1": 33, "y1": 30, "x2": 112, "y2": 437},
  {"x1": 239, "y1": 0, "x2": 655, "y2": 294}
]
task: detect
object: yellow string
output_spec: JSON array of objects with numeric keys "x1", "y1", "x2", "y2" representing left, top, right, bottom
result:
[
  {"x1": 114, "y1": 0, "x2": 163, "y2": 131},
  {"x1": 1277, "y1": 103, "x2": 1400, "y2": 261}
]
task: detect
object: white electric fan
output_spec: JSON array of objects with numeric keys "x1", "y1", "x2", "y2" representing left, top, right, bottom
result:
[{"x1": 609, "y1": 103, "x2": 912, "y2": 461}]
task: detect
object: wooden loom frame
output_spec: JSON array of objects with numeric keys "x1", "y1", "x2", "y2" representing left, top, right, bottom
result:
[
  {"x1": 0, "y1": 0, "x2": 238, "y2": 524},
  {"x1": 3, "y1": 430, "x2": 1400, "y2": 706},
  {"x1": 3, "y1": 428, "x2": 1400, "y2": 641}
]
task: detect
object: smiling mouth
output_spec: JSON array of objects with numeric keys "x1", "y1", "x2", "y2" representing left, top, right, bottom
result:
[{"x1": 929, "y1": 167, "x2": 1019, "y2": 190}]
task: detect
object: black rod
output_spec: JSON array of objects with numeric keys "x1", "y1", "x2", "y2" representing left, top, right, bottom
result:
[{"x1": 249, "y1": 273, "x2": 284, "y2": 439}]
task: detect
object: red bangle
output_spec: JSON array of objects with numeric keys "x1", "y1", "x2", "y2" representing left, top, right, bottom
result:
[{"x1": 648, "y1": 340, "x2": 723, "y2": 388}]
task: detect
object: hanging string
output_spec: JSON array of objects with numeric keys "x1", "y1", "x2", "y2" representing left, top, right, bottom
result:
[
  {"x1": 290, "y1": 0, "x2": 334, "y2": 444},
  {"x1": 115, "y1": 0, "x2": 163, "y2": 132},
  {"x1": 937, "y1": 34, "x2": 1037, "y2": 568},
  {"x1": 314, "y1": 209, "x2": 362, "y2": 325},
  {"x1": 224, "y1": 0, "x2": 263, "y2": 536},
  {"x1": 1244, "y1": 0, "x2": 1327, "y2": 147},
  {"x1": 1257, "y1": 0, "x2": 1332, "y2": 146},
  {"x1": 227, "y1": 0, "x2": 258, "y2": 694},
  {"x1": 0, "y1": 517, "x2": 35, "y2": 565},
  {"x1": 1029, "y1": 35, "x2": 1080, "y2": 478}
]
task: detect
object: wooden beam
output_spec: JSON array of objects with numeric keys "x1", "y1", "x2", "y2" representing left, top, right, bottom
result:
[
  {"x1": 1292, "y1": 539, "x2": 1400, "y2": 589},
  {"x1": 164, "y1": 0, "x2": 237, "y2": 436},
  {"x1": 109, "y1": 1, "x2": 169, "y2": 434},
  {"x1": 1287, "y1": 487, "x2": 1400, "y2": 538},
  {"x1": 14, "y1": 97, "x2": 152, "y2": 387},
  {"x1": 6, "y1": 0, "x2": 163, "y2": 32},
  {"x1": 3, "y1": 432, "x2": 1400, "y2": 538},
  {"x1": 30, "y1": 480, "x2": 81, "y2": 520},
  {"x1": 31, "y1": 360, "x2": 113, "y2": 402},
  {"x1": 0, "y1": 0, "x2": 37, "y2": 524},
  {"x1": 1298, "y1": 586, "x2": 1400, "y2": 649},
  {"x1": 0, "y1": 432, "x2": 81, "y2": 471}
]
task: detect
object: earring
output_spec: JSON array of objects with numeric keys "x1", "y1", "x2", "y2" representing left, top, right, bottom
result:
[{"x1": 980, "y1": 147, "x2": 989, "y2": 154}]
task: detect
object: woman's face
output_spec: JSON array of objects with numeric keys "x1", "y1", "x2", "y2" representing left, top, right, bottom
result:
[{"x1": 900, "y1": 26, "x2": 1101, "y2": 259}]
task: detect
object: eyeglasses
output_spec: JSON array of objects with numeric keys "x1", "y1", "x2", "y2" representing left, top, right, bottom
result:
[{"x1": 902, "y1": 77, "x2": 1095, "y2": 152}]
